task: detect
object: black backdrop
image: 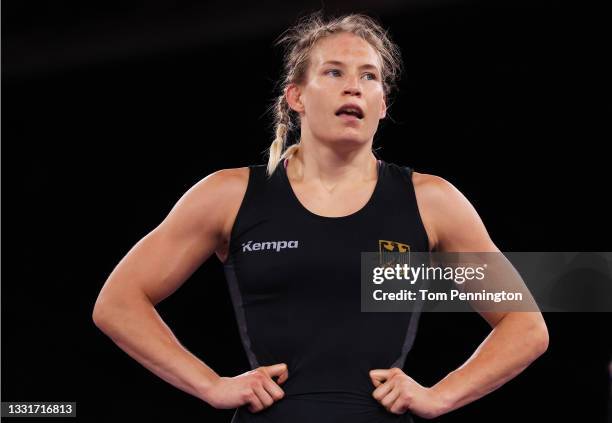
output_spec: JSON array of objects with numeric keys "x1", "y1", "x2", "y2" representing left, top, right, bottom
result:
[{"x1": 3, "y1": 1, "x2": 611, "y2": 422}]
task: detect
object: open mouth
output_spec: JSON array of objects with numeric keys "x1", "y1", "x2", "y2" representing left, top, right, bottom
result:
[{"x1": 335, "y1": 104, "x2": 364, "y2": 120}]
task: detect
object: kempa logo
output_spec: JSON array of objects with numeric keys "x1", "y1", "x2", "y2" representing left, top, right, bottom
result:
[{"x1": 242, "y1": 240, "x2": 299, "y2": 252}]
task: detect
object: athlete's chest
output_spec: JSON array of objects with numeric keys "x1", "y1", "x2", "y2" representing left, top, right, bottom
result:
[{"x1": 227, "y1": 217, "x2": 418, "y2": 298}]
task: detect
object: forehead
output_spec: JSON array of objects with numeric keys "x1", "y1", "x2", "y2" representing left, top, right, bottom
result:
[{"x1": 309, "y1": 32, "x2": 382, "y2": 70}]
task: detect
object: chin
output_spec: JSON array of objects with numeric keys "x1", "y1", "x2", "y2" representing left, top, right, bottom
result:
[{"x1": 327, "y1": 132, "x2": 370, "y2": 148}]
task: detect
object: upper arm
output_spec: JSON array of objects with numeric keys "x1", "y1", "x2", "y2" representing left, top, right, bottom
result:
[
  {"x1": 94, "y1": 167, "x2": 249, "y2": 312},
  {"x1": 413, "y1": 171, "x2": 509, "y2": 327},
  {"x1": 413, "y1": 171, "x2": 498, "y2": 254}
]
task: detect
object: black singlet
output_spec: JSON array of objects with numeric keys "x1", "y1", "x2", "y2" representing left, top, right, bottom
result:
[{"x1": 223, "y1": 158, "x2": 430, "y2": 422}]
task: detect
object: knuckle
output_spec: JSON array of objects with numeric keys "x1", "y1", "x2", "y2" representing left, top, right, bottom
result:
[
  {"x1": 250, "y1": 375, "x2": 264, "y2": 386},
  {"x1": 243, "y1": 391, "x2": 255, "y2": 402},
  {"x1": 239, "y1": 391, "x2": 248, "y2": 402},
  {"x1": 390, "y1": 402, "x2": 404, "y2": 414},
  {"x1": 253, "y1": 370, "x2": 265, "y2": 379}
]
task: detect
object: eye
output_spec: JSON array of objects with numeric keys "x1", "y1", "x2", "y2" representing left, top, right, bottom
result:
[{"x1": 325, "y1": 69, "x2": 378, "y2": 80}]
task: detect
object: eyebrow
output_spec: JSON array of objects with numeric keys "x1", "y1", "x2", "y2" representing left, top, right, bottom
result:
[{"x1": 320, "y1": 60, "x2": 380, "y2": 72}]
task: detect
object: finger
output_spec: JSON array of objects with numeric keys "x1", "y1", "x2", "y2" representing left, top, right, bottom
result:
[
  {"x1": 371, "y1": 376, "x2": 382, "y2": 388},
  {"x1": 262, "y1": 374, "x2": 285, "y2": 401},
  {"x1": 389, "y1": 393, "x2": 408, "y2": 415},
  {"x1": 381, "y1": 387, "x2": 401, "y2": 411},
  {"x1": 275, "y1": 367, "x2": 289, "y2": 385},
  {"x1": 264, "y1": 363, "x2": 288, "y2": 378},
  {"x1": 246, "y1": 391, "x2": 264, "y2": 413},
  {"x1": 253, "y1": 384, "x2": 275, "y2": 409},
  {"x1": 369, "y1": 368, "x2": 393, "y2": 385},
  {"x1": 372, "y1": 377, "x2": 394, "y2": 401},
  {"x1": 262, "y1": 363, "x2": 289, "y2": 386}
]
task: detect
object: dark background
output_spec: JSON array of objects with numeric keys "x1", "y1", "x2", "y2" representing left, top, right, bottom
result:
[{"x1": 3, "y1": 0, "x2": 611, "y2": 422}]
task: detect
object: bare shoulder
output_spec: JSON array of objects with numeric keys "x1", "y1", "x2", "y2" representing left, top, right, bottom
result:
[
  {"x1": 412, "y1": 171, "x2": 454, "y2": 200},
  {"x1": 411, "y1": 171, "x2": 451, "y2": 252},
  {"x1": 411, "y1": 171, "x2": 466, "y2": 212},
  {"x1": 412, "y1": 171, "x2": 496, "y2": 252},
  {"x1": 186, "y1": 166, "x2": 249, "y2": 202},
  {"x1": 198, "y1": 167, "x2": 250, "y2": 199},
  {"x1": 215, "y1": 167, "x2": 250, "y2": 207},
  {"x1": 190, "y1": 167, "x2": 250, "y2": 262},
  {"x1": 165, "y1": 166, "x2": 249, "y2": 241},
  {"x1": 175, "y1": 166, "x2": 248, "y2": 212},
  {"x1": 197, "y1": 165, "x2": 249, "y2": 217}
]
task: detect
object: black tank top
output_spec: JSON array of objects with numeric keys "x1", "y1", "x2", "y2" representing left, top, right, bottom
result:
[{"x1": 223, "y1": 158, "x2": 430, "y2": 423}]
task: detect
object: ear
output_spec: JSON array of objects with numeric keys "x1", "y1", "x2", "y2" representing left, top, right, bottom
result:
[
  {"x1": 286, "y1": 83, "x2": 305, "y2": 114},
  {"x1": 379, "y1": 97, "x2": 387, "y2": 119}
]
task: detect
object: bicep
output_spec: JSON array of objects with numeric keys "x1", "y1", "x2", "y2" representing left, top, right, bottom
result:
[
  {"x1": 424, "y1": 177, "x2": 546, "y2": 328},
  {"x1": 417, "y1": 174, "x2": 508, "y2": 326},
  {"x1": 426, "y1": 175, "x2": 498, "y2": 253},
  {"x1": 110, "y1": 213, "x2": 220, "y2": 307},
  {"x1": 97, "y1": 170, "x2": 238, "y2": 308}
]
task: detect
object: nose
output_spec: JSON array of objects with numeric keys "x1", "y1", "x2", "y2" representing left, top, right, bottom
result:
[{"x1": 343, "y1": 75, "x2": 362, "y2": 96}]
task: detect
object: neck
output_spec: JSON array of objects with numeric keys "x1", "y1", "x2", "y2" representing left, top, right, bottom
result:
[{"x1": 286, "y1": 133, "x2": 378, "y2": 188}]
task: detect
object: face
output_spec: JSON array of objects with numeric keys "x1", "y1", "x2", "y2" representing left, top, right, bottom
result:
[{"x1": 286, "y1": 32, "x2": 386, "y2": 148}]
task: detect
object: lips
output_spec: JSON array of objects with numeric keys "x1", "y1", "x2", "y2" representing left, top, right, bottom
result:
[{"x1": 335, "y1": 103, "x2": 364, "y2": 119}]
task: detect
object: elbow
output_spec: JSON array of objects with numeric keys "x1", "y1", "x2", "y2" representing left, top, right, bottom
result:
[
  {"x1": 531, "y1": 318, "x2": 550, "y2": 358},
  {"x1": 92, "y1": 287, "x2": 151, "y2": 332},
  {"x1": 92, "y1": 299, "x2": 110, "y2": 330},
  {"x1": 92, "y1": 290, "x2": 120, "y2": 331},
  {"x1": 538, "y1": 326, "x2": 550, "y2": 354}
]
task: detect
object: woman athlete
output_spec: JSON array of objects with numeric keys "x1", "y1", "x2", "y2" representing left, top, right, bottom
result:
[{"x1": 93, "y1": 12, "x2": 549, "y2": 422}]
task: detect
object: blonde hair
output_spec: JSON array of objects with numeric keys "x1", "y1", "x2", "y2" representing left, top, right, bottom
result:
[{"x1": 265, "y1": 11, "x2": 403, "y2": 177}]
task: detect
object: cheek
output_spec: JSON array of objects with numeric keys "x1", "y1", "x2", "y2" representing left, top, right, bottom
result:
[
  {"x1": 311, "y1": 77, "x2": 343, "y2": 101},
  {"x1": 302, "y1": 82, "x2": 329, "y2": 116},
  {"x1": 368, "y1": 94, "x2": 385, "y2": 119},
  {"x1": 307, "y1": 94, "x2": 332, "y2": 119}
]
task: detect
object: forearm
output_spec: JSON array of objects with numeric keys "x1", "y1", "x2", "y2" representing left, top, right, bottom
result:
[
  {"x1": 431, "y1": 312, "x2": 549, "y2": 414},
  {"x1": 93, "y1": 293, "x2": 220, "y2": 403}
]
